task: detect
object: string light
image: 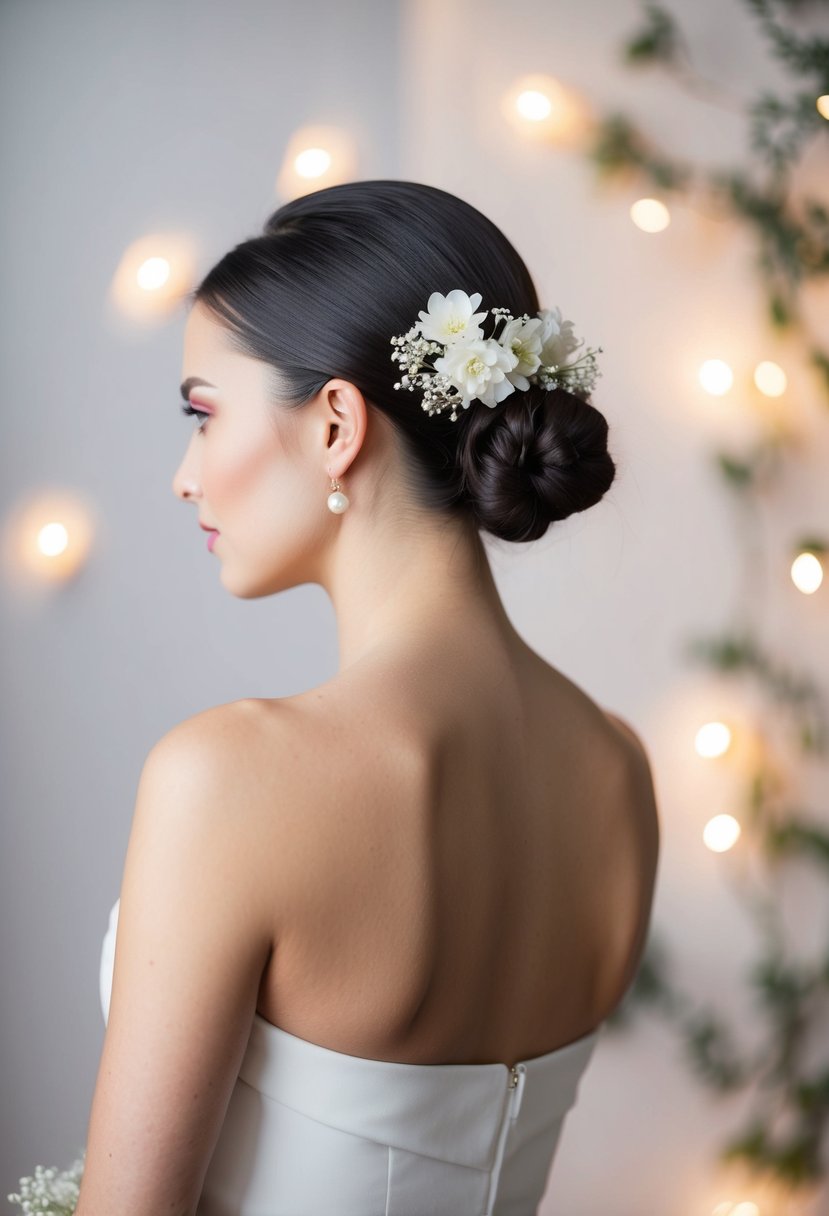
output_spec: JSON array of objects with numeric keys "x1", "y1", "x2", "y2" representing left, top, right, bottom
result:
[
  {"x1": 753, "y1": 361, "x2": 787, "y2": 396},
  {"x1": 7, "y1": 491, "x2": 96, "y2": 585},
  {"x1": 515, "y1": 90, "x2": 553, "y2": 122},
  {"x1": 109, "y1": 233, "x2": 197, "y2": 323},
  {"x1": 791, "y1": 549, "x2": 824, "y2": 594},
  {"x1": 501, "y1": 73, "x2": 592, "y2": 146},
  {"x1": 135, "y1": 257, "x2": 172, "y2": 292},
  {"x1": 276, "y1": 125, "x2": 357, "y2": 200},
  {"x1": 294, "y1": 147, "x2": 332, "y2": 179},
  {"x1": 695, "y1": 722, "x2": 732, "y2": 758},
  {"x1": 703, "y1": 814, "x2": 741, "y2": 852},
  {"x1": 699, "y1": 359, "x2": 734, "y2": 395},
  {"x1": 630, "y1": 198, "x2": 671, "y2": 232},
  {"x1": 37, "y1": 522, "x2": 70, "y2": 558}
]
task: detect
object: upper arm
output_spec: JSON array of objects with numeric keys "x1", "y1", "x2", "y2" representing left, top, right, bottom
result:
[
  {"x1": 76, "y1": 704, "x2": 275, "y2": 1216},
  {"x1": 604, "y1": 710, "x2": 661, "y2": 991}
]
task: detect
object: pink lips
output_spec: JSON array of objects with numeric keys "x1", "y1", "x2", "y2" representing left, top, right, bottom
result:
[{"x1": 206, "y1": 531, "x2": 219, "y2": 551}]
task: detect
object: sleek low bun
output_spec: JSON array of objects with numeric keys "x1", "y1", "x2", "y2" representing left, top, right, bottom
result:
[{"x1": 458, "y1": 385, "x2": 616, "y2": 543}]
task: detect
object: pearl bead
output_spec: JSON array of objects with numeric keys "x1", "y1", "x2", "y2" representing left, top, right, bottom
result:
[{"x1": 327, "y1": 490, "x2": 349, "y2": 514}]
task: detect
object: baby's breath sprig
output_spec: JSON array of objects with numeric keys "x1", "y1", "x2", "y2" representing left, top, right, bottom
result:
[
  {"x1": 535, "y1": 345, "x2": 605, "y2": 395},
  {"x1": 391, "y1": 331, "x2": 464, "y2": 420},
  {"x1": 7, "y1": 1151, "x2": 86, "y2": 1215}
]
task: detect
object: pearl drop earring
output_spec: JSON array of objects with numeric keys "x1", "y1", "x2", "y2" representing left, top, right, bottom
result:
[{"x1": 327, "y1": 472, "x2": 350, "y2": 514}]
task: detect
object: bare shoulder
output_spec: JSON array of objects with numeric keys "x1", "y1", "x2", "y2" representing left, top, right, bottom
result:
[
  {"x1": 149, "y1": 697, "x2": 291, "y2": 771},
  {"x1": 601, "y1": 708, "x2": 661, "y2": 849},
  {"x1": 138, "y1": 699, "x2": 313, "y2": 843},
  {"x1": 136, "y1": 698, "x2": 316, "y2": 919},
  {"x1": 148, "y1": 695, "x2": 341, "y2": 832},
  {"x1": 602, "y1": 708, "x2": 653, "y2": 769}
]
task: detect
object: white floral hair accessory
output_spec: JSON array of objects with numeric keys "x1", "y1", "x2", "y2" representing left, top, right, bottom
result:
[{"x1": 390, "y1": 289, "x2": 603, "y2": 422}]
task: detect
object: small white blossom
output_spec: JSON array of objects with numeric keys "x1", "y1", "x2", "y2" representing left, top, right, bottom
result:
[
  {"x1": 434, "y1": 336, "x2": 519, "y2": 409},
  {"x1": 415, "y1": 289, "x2": 487, "y2": 345},
  {"x1": 498, "y1": 315, "x2": 544, "y2": 390},
  {"x1": 537, "y1": 306, "x2": 583, "y2": 368}
]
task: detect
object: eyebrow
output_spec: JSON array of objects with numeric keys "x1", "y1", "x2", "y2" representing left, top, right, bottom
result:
[{"x1": 180, "y1": 376, "x2": 216, "y2": 401}]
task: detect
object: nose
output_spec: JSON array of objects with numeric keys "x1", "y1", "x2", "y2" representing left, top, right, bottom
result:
[{"x1": 172, "y1": 445, "x2": 201, "y2": 503}]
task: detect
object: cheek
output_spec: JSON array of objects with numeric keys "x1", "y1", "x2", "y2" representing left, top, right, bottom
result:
[
  {"x1": 204, "y1": 431, "x2": 316, "y2": 541},
  {"x1": 202, "y1": 432, "x2": 267, "y2": 505}
]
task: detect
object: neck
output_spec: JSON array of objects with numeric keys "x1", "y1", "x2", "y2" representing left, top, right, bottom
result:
[{"x1": 317, "y1": 507, "x2": 519, "y2": 673}]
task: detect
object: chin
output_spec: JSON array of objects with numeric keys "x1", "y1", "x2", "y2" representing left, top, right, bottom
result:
[{"x1": 218, "y1": 563, "x2": 306, "y2": 600}]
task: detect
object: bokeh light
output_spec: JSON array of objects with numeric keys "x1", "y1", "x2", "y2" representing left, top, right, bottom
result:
[
  {"x1": 753, "y1": 361, "x2": 787, "y2": 396},
  {"x1": 698, "y1": 359, "x2": 734, "y2": 395},
  {"x1": 703, "y1": 814, "x2": 741, "y2": 853},
  {"x1": 630, "y1": 198, "x2": 671, "y2": 232},
  {"x1": 791, "y1": 551, "x2": 824, "y2": 594},
  {"x1": 695, "y1": 721, "x2": 732, "y2": 758}
]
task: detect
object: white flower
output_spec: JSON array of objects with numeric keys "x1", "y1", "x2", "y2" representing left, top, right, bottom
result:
[
  {"x1": 434, "y1": 337, "x2": 519, "y2": 409},
  {"x1": 416, "y1": 289, "x2": 488, "y2": 346},
  {"x1": 536, "y1": 306, "x2": 583, "y2": 368},
  {"x1": 498, "y1": 315, "x2": 544, "y2": 390}
]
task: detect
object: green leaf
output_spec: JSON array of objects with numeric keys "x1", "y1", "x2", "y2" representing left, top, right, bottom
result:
[
  {"x1": 623, "y1": 4, "x2": 679, "y2": 64},
  {"x1": 769, "y1": 291, "x2": 791, "y2": 327},
  {"x1": 809, "y1": 348, "x2": 829, "y2": 398},
  {"x1": 684, "y1": 1010, "x2": 747, "y2": 1090},
  {"x1": 793, "y1": 1070, "x2": 829, "y2": 1116},
  {"x1": 764, "y1": 819, "x2": 829, "y2": 867},
  {"x1": 793, "y1": 537, "x2": 828, "y2": 557},
  {"x1": 719, "y1": 1119, "x2": 767, "y2": 1166},
  {"x1": 683, "y1": 631, "x2": 760, "y2": 672},
  {"x1": 715, "y1": 452, "x2": 755, "y2": 487}
]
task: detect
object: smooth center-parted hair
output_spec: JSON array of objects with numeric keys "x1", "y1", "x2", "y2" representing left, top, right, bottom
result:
[{"x1": 188, "y1": 179, "x2": 616, "y2": 543}]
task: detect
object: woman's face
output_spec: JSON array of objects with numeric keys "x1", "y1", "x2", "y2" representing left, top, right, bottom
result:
[{"x1": 172, "y1": 301, "x2": 334, "y2": 598}]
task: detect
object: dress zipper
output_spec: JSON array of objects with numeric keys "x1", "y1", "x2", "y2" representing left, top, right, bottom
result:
[
  {"x1": 507, "y1": 1064, "x2": 526, "y2": 1118},
  {"x1": 484, "y1": 1064, "x2": 527, "y2": 1214}
]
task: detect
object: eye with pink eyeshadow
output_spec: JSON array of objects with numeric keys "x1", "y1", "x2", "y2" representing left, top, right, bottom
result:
[{"x1": 180, "y1": 402, "x2": 210, "y2": 434}]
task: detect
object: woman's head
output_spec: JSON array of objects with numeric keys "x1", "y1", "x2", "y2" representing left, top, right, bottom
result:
[{"x1": 173, "y1": 179, "x2": 616, "y2": 597}]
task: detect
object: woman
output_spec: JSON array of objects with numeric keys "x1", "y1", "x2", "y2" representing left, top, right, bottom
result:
[{"x1": 79, "y1": 179, "x2": 660, "y2": 1216}]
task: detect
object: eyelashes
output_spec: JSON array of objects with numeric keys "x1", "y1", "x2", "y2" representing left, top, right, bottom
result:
[{"x1": 181, "y1": 402, "x2": 210, "y2": 434}]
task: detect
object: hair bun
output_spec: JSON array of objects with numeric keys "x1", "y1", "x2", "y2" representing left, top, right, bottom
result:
[{"x1": 458, "y1": 385, "x2": 616, "y2": 543}]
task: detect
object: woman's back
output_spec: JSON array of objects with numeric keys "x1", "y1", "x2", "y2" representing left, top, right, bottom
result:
[
  {"x1": 247, "y1": 626, "x2": 659, "y2": 1070},
  {"x1": 97, "y1": 630, "x2": 656, "y2": 1215}
]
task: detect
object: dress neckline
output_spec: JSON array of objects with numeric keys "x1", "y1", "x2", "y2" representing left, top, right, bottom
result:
[{"x1": 251, "y1": 1011, "x2": 602, "y2": 1072}]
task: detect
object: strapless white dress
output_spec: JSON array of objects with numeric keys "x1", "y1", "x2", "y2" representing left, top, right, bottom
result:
[{"x1": 99, "y1": 897, "x2": 601, "y2": 1215}]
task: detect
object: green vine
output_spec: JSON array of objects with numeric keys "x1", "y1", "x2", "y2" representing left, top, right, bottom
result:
[
  {"x1": 591, "y1": 0, "x2": 829, "y2": 1200},
  {"x1": 588, "y1": 0, "x2": 829, "y2": 397}
]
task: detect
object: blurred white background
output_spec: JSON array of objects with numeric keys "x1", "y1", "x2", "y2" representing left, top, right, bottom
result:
[{"x1": 2, "y1": 2, "x2": 828, "y2": 1213}]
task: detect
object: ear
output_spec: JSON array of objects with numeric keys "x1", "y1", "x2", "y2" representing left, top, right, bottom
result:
[{"x1": 319, "y1": 379, "x2": 368, "y2": 476}]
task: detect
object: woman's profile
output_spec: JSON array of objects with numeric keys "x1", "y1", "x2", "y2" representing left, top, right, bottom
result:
[{"x1": 77, "y1": 179, "x2": 660, "y2": 1216}]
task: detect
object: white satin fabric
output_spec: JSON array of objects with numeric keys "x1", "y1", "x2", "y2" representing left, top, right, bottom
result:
[{"x1": 100, "y1": 896, "x2": 600, "y2": 1215}]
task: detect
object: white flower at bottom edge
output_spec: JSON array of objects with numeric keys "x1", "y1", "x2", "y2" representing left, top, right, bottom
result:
[
  {"x1": 434, "y1": 336, "x2": 520, "y2": 409},
  {"x1": 416, "y1": 289, "x2": 488, "y2": 345},
  {"x1": 537, "y1": 306, "x2": 583, "y2": 368}
]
